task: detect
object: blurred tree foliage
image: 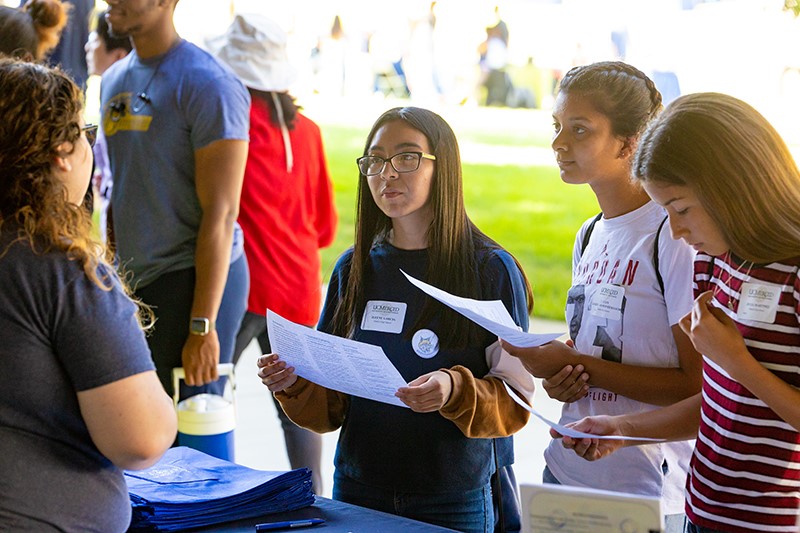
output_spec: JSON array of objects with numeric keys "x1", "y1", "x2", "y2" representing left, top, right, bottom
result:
[{"x1": 786, "y1": 0, "x2": 800, "y2": 17}]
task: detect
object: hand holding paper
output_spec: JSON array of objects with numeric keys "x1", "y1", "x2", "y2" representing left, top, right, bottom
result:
[
  {"x1": 540, "y1": 361, "x2": 590, "y2": 403},
  {"x1": 266, "y1": 310, "x2": 410, "y2": 408},
  {"x1": 499, "y1": 339, "x2": 583, "y2": 380},
  {"x1": 502, "y1": 382, "x2": 664, "y2": 444},
  {"x1": 257, "y1": 353, "x2": 298, "y2": 392},
  {"x1": 396, "y1": 370, "x2": 453, "y2": 412}
]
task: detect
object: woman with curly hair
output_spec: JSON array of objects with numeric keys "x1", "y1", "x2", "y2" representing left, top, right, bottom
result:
[{"x1": 0, "y1": 57, "x2": 176, "y2": 531}]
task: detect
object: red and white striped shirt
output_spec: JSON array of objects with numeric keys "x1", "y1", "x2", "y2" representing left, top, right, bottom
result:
[{"x1": 687, "y1": 252, "x2": 800, "y2": 532}]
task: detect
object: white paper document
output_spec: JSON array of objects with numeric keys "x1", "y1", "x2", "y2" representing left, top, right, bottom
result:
[
  {"x1": 503, "y1": 382, "x2": 664, "y2": 442},
  {"x1": 266, "y1": 310, "x2": 409, "y2": 408},
  {"x1": 400, "y1": 270, "x2": 563, "y2": 347}
]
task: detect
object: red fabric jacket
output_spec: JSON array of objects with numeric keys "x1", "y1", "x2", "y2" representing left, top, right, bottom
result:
[{"x1": 238, "y1": 96, "x2": 337, "y2": 325}]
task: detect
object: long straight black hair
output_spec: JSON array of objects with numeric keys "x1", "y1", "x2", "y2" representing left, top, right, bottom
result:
[{"x1": 330, "y1": 106, "x2": 532, "y2": 349}]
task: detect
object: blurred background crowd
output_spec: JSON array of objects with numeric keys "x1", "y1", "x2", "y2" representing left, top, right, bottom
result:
[
  {"x1": 3, "y1": 0, "x2": 798, "y2": 322},
  {"x1": 177, "y1": 0, "x2": 800, "y2": 139},
  {"x1": 3, "y1": 0, "x2": 797, "y2": 142}
]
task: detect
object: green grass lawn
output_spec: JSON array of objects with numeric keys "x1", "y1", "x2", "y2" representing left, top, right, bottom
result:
[{"x1": 317, "y1": 122, "x2": 599, "y2": 321}]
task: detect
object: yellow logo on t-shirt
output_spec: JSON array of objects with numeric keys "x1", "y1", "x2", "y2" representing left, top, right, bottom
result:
[{"x1": 102, "y1": 93, "x2": 152, "y2": 136}]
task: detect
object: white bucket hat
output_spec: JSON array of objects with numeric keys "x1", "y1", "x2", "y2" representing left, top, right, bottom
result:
[
  {"x1": 206, "y1": 13, "x2": 297, "y2": 93},
  {"x1": 207, "y1": 13, "x2": 297, "y2": 172}
]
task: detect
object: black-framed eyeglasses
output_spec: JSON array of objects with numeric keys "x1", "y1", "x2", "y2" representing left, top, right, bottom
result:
[
  {"x1": 356, "y1": 151, "x2": 436, "y2": 176},
  {"x1": 82, "y1": 124, "x2": 98, "y2": 148}
]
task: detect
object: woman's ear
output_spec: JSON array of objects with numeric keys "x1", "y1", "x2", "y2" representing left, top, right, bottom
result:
[
  {"x1": 51, "y1": 142, "x2": 73, "y2": 173},
  {"x1": 619, "y1": 137, "x2": 637, "y2": 159}
]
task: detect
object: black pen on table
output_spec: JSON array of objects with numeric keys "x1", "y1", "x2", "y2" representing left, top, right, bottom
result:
[{"x1": 255, "y1": 518, "x2": 325, "y2": 531}]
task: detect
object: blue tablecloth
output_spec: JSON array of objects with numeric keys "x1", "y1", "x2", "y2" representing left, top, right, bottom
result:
[{"x1": 185, "y1": 496, "x2": 457, "y2": 532}]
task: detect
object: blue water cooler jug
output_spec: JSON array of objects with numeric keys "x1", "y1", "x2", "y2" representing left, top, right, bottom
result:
[{"x1": 172, "y1": 364, "x2": 236, "y2": 462}]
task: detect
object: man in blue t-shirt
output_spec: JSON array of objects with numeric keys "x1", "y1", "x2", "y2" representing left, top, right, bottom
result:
[{"x1": 101, "y1": 0, "x2": 250, "y2": 399}]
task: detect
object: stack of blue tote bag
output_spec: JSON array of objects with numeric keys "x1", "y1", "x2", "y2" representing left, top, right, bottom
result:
[{"x1": 125, "y1": 446, "x2": 314, "y2": 531}]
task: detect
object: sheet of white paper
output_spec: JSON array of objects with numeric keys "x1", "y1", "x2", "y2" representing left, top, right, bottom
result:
[
  {"x1": 400, "y1": 270, "x2": 563, "y2": 348},
  {"x1": 503, "y1": 382, "x2": 664, "y2": 441},
  {"x1": 266, "y1": 310, "x2": 409, "y2": 408}
]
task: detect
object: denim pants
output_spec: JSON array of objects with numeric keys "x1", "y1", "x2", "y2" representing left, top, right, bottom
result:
[
  {"x1": 683, "y1": 520, "x2": 726, "y2": 533},
  {"x1": 333, "y1": 470, "x2": 494, "y2": 533},
  {"x1": 136, "y1": 254, "x2": 249, "y2": 400},
  {"x1": 543, "y1": 465, "x2": 685, "y2": 533}
]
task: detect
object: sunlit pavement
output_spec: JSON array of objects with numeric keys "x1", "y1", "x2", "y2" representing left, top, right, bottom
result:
[{"x1": 232, "y1": 318, "x2": 568, "y2": 499}]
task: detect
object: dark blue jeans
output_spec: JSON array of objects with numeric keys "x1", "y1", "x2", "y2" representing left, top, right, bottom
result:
[
  {"x1": 333, "y1": 470, "x2": 494, "y2": 533},
  {"x1": 136, "y1": 254, "x2": 249, "y2": 400},
  {"x1": 542, "y1": 464, "x2": 560, "y2": 485},
  {"x1": 683, "y1": 520, "x2": 725, "y2": 533}
]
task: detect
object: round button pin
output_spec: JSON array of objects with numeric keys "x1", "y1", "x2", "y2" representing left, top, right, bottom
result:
[{"x1": 411, "y1": 329, "x2": 439, "y2": 358}]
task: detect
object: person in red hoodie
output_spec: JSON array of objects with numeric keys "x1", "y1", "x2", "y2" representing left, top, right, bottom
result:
[{"x1": 208, "y1": 13, "x2": 338, "y2": 495}]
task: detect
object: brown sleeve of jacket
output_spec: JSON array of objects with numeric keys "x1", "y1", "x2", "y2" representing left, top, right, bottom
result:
[
  {"x1": 438, "y1": 365, "x2": 530, "y2": 438},
  {"x1": 274, "y1": 377, "x2": 349, "y2": 433}
]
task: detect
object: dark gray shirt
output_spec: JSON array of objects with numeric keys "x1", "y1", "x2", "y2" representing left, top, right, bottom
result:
[{"x1": 0, "y1": 233, "x2": 155, "y2": 532}]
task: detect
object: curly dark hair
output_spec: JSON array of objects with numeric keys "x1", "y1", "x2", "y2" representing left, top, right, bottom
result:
[
  {"x1": 0, "y1": 57, "x2": 109, "y2": 290},
  {"x1": 331, "y1": 106, "x2": 533, "y2": 349}
]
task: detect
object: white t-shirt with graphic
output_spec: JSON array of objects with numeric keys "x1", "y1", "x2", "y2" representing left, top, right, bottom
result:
[{"x1": 544, "y1": 201, "x2": 696, "y2": 514}]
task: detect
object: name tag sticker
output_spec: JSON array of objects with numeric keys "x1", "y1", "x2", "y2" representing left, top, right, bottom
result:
[
  {"x1": 361, "y1": 300, "x2": 407, "y2": 333},
  {"x1": 738, "y1": 282, "x2": 780, "y2": 323},
  {"x1": 589, "y1": 283, "x2": 625, "y2": 321}
]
